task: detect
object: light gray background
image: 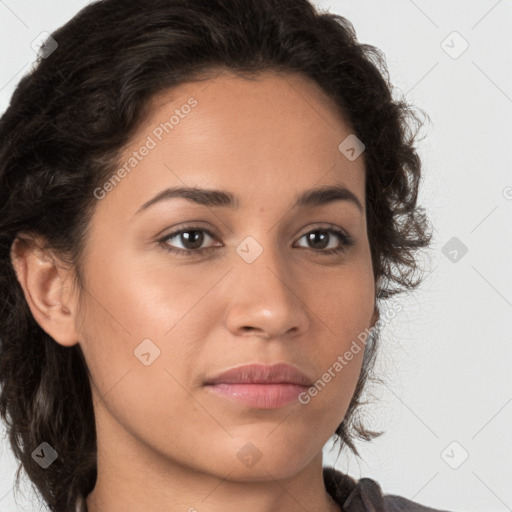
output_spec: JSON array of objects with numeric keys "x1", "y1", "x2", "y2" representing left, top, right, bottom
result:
[{"x1": 1, "y1": 1, "x2": 511, "y2": 511}]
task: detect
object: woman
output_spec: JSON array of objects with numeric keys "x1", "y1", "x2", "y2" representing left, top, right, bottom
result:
[{"x1": 0, "y1": 0, "x2": 445, "y2": 511}]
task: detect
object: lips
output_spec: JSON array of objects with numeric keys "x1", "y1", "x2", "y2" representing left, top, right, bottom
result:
[
  {"x1": 203, "y1": 363, "x2": 313, "y2": 409},
  {"x1": 203, "y1": 362, "x2": 313, "y2": 387}
]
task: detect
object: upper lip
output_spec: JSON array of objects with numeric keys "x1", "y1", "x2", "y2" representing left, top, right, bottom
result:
[{"x1": 204, "y1": 363, "x2": 313, "y2": 386}]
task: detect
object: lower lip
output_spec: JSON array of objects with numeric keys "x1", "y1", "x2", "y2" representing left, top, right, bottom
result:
[{"x1": 204, "y1": 383, "x2": 308, "y2": 409}]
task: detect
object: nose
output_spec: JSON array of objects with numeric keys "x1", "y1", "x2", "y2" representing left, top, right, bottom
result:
[{"x1": 223, "y1": 241, "x2": 311, "y2": 340}]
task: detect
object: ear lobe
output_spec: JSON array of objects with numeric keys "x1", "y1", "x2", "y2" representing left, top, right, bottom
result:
[{"x1": 10, "y1": 235, "x2": 80, "y2": 347}]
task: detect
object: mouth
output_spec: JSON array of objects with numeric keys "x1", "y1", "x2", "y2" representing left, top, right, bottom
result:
[{"x1": 203, "y1": 362, "x2": 312, "y2": 409}]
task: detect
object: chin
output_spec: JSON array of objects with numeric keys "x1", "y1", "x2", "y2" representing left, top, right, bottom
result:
[{"x1": 208, "y1": 437, "x2": 314, "y2": 482}]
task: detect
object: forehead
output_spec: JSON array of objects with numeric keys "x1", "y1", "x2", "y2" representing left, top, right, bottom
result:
[{"x1": 95, "y1": 70, "x2": 366, "y2": 219}]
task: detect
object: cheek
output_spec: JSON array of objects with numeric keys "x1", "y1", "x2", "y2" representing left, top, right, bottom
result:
[
  {"x1": 77, "y1": 287, "x2": 200, "y2": 432},
  {"x1": 308, "y1": 263, "x2": 374, "y2": 388},
  {"x1": 314, "y1": 261, "x2": 375, "y2": 341},
  {"x1": 75, "y1": 254, "x2": 210, "y2": 403}
]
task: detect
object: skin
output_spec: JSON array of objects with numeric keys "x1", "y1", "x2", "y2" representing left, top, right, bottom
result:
[{"x1": 11, "y1": 70, "x2": 379, "y2": 512}]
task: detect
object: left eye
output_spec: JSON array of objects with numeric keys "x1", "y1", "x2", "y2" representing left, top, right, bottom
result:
[
  {"x1": 295, "y1": 228, "x2": 353, "y2": 253},
  {"x1": 158, "y1": 226, "x2": 354, "y2": 256}
]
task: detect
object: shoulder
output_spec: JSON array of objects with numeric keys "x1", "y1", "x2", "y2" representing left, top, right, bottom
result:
[{"x1": 323, "y1": 466, "x2": 454, "y2": 512}]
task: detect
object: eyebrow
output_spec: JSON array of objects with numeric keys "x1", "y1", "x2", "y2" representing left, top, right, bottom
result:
[{"x1": 134, "y1": 184, "x2": 364, "y2": 216}]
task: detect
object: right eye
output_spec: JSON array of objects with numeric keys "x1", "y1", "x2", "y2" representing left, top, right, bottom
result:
[{"x1": 158, "y1": 227, "x2": 221, "y2": 256}]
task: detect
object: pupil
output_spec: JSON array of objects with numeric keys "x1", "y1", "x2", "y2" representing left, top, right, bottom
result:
[
  {"x1": 183, "y1": 230, "x2": 203, "y2": 250},
  {"x1": 308, "y1": 231, "x2": 328, "y2": 249}
]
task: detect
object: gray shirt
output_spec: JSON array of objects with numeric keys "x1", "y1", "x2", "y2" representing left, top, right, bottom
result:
[{"x1": 324, "y1": 466, "x2": 454, "y2": 511}]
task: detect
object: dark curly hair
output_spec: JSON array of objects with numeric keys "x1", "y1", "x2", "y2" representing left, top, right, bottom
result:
[{"x1": 0, "y1": 0, "x2": 432, "y2": 510}]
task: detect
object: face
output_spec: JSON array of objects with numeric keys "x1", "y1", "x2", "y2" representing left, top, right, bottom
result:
[{"x1": 61, "y1": 71, "x2": 377, "y2": 482}]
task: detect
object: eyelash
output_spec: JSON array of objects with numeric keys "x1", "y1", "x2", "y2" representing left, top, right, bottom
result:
[{"x1": 157, "y1": 225, "x2": 354, "y2": 257}]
